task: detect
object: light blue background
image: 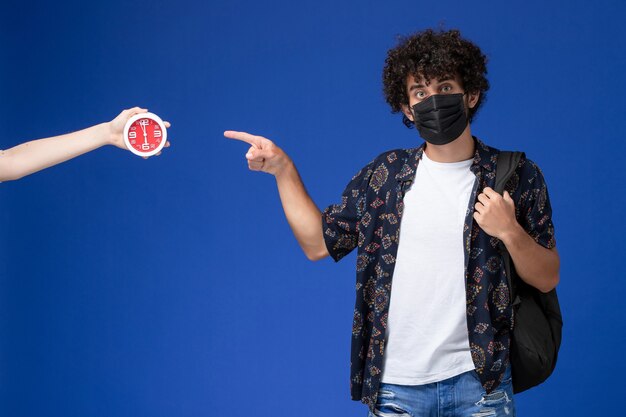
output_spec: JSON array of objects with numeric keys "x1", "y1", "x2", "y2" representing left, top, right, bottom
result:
[{"x1": 1, "y1": 0, "x2": 625, "y2": 416}]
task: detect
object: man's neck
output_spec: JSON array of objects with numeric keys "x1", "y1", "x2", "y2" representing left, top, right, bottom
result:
[{"x1": 423, "y1": 126, "x2": 475, "y2": 163}]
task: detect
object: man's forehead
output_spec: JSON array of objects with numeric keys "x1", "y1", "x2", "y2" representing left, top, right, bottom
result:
[{"x1": 406, "y1": 73, "x2": 460, "y2": 86}]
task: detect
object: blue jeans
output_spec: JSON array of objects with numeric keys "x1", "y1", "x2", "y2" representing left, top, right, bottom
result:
[{"x1": 368, "y1": 366, "x2": 516, "y2": 417}]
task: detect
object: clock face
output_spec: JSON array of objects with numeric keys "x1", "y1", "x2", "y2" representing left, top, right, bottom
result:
[{"x1": 123, "y1": 112, "x2": 168, "y2": 157}]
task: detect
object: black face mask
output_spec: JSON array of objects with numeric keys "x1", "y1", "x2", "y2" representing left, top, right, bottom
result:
[{"x1": 411, "y1": 93, "x2": 469, "y2": 145}]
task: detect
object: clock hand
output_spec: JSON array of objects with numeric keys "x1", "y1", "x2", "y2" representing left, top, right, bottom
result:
[
  {"x1": 142, "y1": 134, "x2": 150, "y2": 150},
  {"x1": 140, "y1": 121, "x2": 150, "y2": 150}
]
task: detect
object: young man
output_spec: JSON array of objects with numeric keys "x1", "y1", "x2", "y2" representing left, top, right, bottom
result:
[
  {"x1": 227, "y1": 29, "x2": 559, "y2": 417},
  {"x1": 0, "y1": 107, "x2": 171, "y2": 182}
]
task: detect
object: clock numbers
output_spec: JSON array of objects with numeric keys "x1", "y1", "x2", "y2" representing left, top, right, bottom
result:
[{"x1": 123, "y1": 112, "x2": 167, "y2": 157}]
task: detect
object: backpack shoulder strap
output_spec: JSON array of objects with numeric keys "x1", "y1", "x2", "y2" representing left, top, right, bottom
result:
[
  {"x1": 495, "y1": 151, "x2": 524, "y2": 305},
  {"x1": 494, "y1": 151, "x2": 523, "y2": 194}
]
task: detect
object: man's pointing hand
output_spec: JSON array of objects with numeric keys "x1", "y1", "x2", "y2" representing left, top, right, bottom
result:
[{"x1": 224, "y1": 130, "x2": 292, "y2": 177}]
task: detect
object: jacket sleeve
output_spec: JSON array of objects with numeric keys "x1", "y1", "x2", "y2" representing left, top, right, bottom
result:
[
  {"x1": 516, "y1": 158, "x2": 557, "y2": 249},
  {"x1": 321, "y1": 159, "x2": 376, "y2": 262}
]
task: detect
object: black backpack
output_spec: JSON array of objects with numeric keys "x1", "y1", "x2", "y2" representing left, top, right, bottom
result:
[{"x1": 494, "y1": 151, "x2": 563, "y2": 394}]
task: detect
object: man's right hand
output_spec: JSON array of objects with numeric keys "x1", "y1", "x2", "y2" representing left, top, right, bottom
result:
[
  {"x1": 225, "y1": 129, "x2": 329, "y2": 261},
  {"x1": 224, "y1": 130, "x2": 292, "y2": 177}
]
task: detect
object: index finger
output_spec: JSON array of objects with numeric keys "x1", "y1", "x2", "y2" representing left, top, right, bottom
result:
[
  {"x1": 482, "y1": 187, "x2": 499, "y2": 198},
  {"x1": 126, "y1": 107, "x2": 148, "y2": 117},
  {"x1": 224, "y1": 130, "x2": 262, "y2": 147}
]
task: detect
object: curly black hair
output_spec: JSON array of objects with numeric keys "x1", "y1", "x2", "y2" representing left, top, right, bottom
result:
[{"x1": 382, "y1": 29, "x2": 489, "y2": 128}]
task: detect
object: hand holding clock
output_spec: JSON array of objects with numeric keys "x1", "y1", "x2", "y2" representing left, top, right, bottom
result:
[
  {"x1": 0, "y1": 106, "x2": 172, "y2": 181},
  {"x1": 109, "y1": 107, "x2": 171, "y2": 157}
]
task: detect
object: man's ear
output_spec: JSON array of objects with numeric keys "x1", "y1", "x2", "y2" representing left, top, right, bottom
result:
[
  {"x1": 467, "y1": 91, "x2": 480, "y2": 109},
  {"x1": 402, "y1": 104, "x2": 414, "y2": 122}
]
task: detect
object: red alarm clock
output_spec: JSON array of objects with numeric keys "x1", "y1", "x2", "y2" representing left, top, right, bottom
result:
[{"x1": 123, "y1": 112, "x2": 168, "y2": 157}]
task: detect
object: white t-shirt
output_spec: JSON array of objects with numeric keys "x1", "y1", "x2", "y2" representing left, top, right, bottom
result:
[{"x1": 380, "y1": 150, "x2": 476, "y2": 385}]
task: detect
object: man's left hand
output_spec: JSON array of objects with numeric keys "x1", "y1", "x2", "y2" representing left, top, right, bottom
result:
[{"x1": 473, "y1": 187, "x2": 519, "y2": 240}]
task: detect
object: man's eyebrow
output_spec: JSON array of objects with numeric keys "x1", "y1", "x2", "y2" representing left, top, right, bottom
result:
[{"x1": 408, "y1": 77, "x2": 455, "y2": 91}]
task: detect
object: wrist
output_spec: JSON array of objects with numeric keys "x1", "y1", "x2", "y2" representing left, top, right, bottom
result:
[
  {"x1": 96, "y1": 122, "x2": 115, "y2": 146},
  {"x1": 103, "y1": 121, "x2": 124, "y2": 147},
  {"x1": 274, "y1": 156, "x2": 295, "y2": 179},
  {"x1": 81, "y1": 122, "x2": 115, "y2": 149},
  {"x1": 499, "y1": 221, "x2": 526, "y2": 247}
]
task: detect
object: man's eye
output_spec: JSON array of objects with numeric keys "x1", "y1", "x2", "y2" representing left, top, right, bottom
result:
[
  {"x1": 441, "y1": 85, "x2": 452, "y2": 93},
  {"x1": 416, "y1": 91, "x2": 426, "y2": 98}
]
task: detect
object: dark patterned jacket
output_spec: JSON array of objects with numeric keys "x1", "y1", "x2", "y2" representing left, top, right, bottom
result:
[{"x1": 321, "y1": 137, "x2": 556, "y2": 410}]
